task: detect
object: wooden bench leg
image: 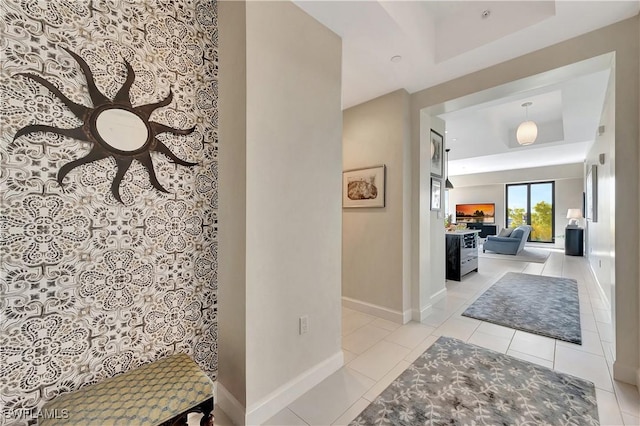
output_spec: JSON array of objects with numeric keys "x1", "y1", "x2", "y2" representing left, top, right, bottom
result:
[
  {"x1": 159, "y1": 397, "x2": 214, "y2": 426},
  {"x1": 198, "y1": 397, "x2": 214, "y2": 426}
]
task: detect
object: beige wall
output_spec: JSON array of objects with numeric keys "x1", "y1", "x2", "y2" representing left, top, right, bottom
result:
[
  {"x1": 449, "y1": 184, "x2": 506, "y2": 229},
  {"x1": 411, "y1": 16, "x2": 639, "y2": 385},
  {"x1": 342, "y1": 90, "x2": 411, "y2": 320},
  {"x1": 219, "y1": 0, "x2": 248, "y2": 408},
  {"x1": 219, "y1": 1, "x2": 343, "y2": 423}
]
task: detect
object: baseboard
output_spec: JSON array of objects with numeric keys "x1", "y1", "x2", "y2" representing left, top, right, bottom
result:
[
  {"x1": 587, "y1": 262, "x2": 612, "y2": 310},
  {"x1": 402, "y1": 309, "x2": 412, "y2": 323},
  {"x1": 636, "y1": 368, "x2": 640, "y2": 389},
  {"x1": 613, "y1": 360, "x2": 638, "y2": 386},
  {"x1": 411, "y1": 304, "x2": 432, "y2": 322},
  {"x1": 342, "y1": 296, "x2": 409, "y2": 324},
  {"x1": 409, "y1": 289, "x2": 446, "y2": 322},
  {"x1": 245, "y1": 351, "x2": 344, "y2": 425},
  {"x1": 217, "y1": 383, "x2": 246, "y2": 426},
  {"x1": 430, "y1": 288, "x2": 447, "y2": 304}
]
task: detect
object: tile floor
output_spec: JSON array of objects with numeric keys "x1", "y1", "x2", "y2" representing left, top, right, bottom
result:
[{"x1": 211, "y1": 250, "x2": 640, "y2": 425}]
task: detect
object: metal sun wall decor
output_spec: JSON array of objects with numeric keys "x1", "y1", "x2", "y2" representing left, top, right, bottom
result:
[
  {"x1": 1, "y1": 1, "x2": 219, "y2": 421},
  {"x1": 13, "y1": 47, "x2": 197, "y2": 203}
]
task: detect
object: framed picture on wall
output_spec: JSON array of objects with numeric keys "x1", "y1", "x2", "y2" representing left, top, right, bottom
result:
[
  {"x1": 430, "y1": 129, "x2": 444, "y2": 178},
  {"x1": 343, "y1": 165, "x2": 386, "y2": 208},
  {"x1": 585, "y1": 164, "x2": 597, "y2": 222},
  {"x1": 430, "y1": 178, "x2": 441, "y2": 211}
]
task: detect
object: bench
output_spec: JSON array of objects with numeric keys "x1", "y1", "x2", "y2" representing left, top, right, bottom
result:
[{"x1": 40, "y1": 353, "x2": 214, "y2": 426}]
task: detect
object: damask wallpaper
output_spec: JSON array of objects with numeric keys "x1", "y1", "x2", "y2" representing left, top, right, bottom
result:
[{"x1": 0, "y1": 1, "x2": 219, "y2": 424}]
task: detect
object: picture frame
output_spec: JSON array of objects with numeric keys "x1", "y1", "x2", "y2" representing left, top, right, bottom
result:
[
  {"x1": 430, "y1": 129, "x2": 444, "y2": 178},
  {"x1": 585, "y1": 164, "x2": 597, "y2": 222},
  {"x1": 343, "y1": 165, "x2": 386, "y2": 208},
  {"x1": 430, "y1": 178, "x2": 441, "y2": 211}
]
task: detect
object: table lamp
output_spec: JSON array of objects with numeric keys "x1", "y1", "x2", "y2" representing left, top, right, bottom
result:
[{"x1": 566, "y1": 209, "x2": 582, "y2": 227}]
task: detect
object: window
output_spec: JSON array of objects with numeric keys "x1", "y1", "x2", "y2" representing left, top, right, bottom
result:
[{"x1": 506, "y1": 182, "x2": 555, "y2": 243}]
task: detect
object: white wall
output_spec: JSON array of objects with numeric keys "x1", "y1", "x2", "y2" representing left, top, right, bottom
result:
[
  {"x1": 219, "y1": 1, "x2": 343, "y2": 423},
  {"x1": 585, "y1": 61, "x2": 617, "y2": 339},
  {"x1": 342, "y1": 90, "x2": 411, "y2": 321},
  {"x1": 427, "y1": 117, "x2": 446, "y2": 311},
  {"x1": 554, "y1": 178, "x2": 585, "y2": 244},
  {"x1": 448, "y1": 164, "x2": 584, "y2": 248},
  {"x1": 406, "y1": 111, "x2": 448, "y2": 322},
  {"x1": 451, "y1": 163, "x2": 584, "y2": 187},
  {"x1": 411, "y1": 16, "x2": 639, "y2": 385}
]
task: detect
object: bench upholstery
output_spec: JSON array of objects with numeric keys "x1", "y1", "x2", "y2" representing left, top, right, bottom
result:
[{"x1": 40, "y1": 353, "x2": 213, "y2": 426}]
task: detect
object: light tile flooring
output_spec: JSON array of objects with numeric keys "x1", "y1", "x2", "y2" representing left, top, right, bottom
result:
[{"x1": 211, "y1": 250, "x2": 640, "y2": 425}]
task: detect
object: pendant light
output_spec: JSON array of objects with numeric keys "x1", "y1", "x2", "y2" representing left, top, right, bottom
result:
[
  {"x1": 445, "y1": 148, "x2": 454, "y2": 189},
  {"x1": 516, "y1": 102, "x2": 537, "y2": 146}
]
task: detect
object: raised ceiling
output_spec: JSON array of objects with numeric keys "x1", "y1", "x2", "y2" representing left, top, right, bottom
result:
[
  {"x1": 440, "y1": 66, "x2": 611, "y2": 175},
  {"x1": 295, "y1": 0, "x2": 638, "y2": 109},
  {"x1": 295, "y1": 1, "x2": 638, "y2": 175}
]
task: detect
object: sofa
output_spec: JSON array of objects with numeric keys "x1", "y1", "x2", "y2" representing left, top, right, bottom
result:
[{"x1": 482, "y1": 225, "x2": 531, "y2": 255}]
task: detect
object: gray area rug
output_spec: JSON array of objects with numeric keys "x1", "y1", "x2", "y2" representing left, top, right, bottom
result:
[
  {"x1": 479, "y1": 245, "x2": 551, "y2": 263},
  {"x1": 463, "y1": 272, "x2": 582, "y2": 344},
  {"x1": 350, "y1": 336, "x2": 598, "y2": 426}
]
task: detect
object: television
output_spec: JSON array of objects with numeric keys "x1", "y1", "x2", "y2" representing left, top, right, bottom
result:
[{"x1": 456, "y1": 203, "x2": 496, "y2": 224}]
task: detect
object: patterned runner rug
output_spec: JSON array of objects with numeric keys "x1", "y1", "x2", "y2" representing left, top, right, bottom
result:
[
  {"x1": 462, "y1": 272, "x2": 582, "y2": 344},
  {"x1": 350, "y1": 336, "x2": 598, "y2": 426}
]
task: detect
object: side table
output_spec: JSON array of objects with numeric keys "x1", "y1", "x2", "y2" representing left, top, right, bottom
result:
[{"x1": 565, "y1": 227, "x2": 584, "y2": 256}]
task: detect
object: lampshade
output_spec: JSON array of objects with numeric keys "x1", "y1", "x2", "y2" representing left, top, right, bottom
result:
[
  {"x1": 516, "y1": 102, "x2": 537, "y2": 146},
  {"x1": 516, "y1": 120, "x2": 538, "y2": 145},
  {"x1": 567, "y1": 209, "x2": 582, "y2": 219},
  {"x1": 566, "y1": 208, "x2": 582, "y2": 226}
]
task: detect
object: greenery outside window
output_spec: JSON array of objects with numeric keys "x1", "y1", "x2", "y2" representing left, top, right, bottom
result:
[{"x1": 506, "y1": 182, "x2": 555, "y2": 243}]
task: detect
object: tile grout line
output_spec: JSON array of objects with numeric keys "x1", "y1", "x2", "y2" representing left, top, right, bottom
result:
[
  {"x1": 287, "y1": 407, "x2": 311, "y2": 426},
  {"x1": 334, "y1": 252, "x2": 627, "y2": 426},
  {"x1": 330, "y1": 398, "x2": 366, "y2": 425}
]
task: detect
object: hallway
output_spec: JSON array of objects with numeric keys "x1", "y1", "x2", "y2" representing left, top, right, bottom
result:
[{"x1": 212, "y1": 250, "x2": 639, "y2": 425}]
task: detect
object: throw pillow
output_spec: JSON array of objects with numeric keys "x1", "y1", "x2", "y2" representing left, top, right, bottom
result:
[{"x1": 498, "y1": 227, "x2": 514, "y2": 237}]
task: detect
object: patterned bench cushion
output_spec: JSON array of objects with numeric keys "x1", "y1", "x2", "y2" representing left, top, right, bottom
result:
[{"x1": 40, "y1": 353, "x2": 213, "y2": 425}]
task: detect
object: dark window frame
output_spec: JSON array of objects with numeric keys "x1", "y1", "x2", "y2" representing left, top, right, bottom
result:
[{"x1": 505, "y1": 181, "x2": 555, "y2": 243}]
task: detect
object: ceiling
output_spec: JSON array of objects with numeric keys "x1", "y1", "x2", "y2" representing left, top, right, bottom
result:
[
  {"x1": 294, "y1": 1, "x2": 639, "y2": 175},
  {"x1": 439, "y1": 63, "x2": 611, "y2": 175}
]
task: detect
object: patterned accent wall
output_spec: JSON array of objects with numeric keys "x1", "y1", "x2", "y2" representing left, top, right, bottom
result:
[{"x1": 0, "y1": 1, "x2": 218, "y2": 424}]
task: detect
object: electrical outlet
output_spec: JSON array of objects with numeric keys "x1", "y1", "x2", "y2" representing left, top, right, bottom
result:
[{"x1": 299, "y1": 315, "x2": 309, "y2": 335}]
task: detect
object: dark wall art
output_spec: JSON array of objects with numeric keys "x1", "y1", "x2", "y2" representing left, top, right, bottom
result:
[
  {"x1": 0, "y1": 1, "x2": 219, "y2": 424},
  {"x1": 430, "y1": 129, "x2": 443, "y2": 178},
  {"x1": 13, "y1": 48, "x2": 198, "y2": 203}
]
